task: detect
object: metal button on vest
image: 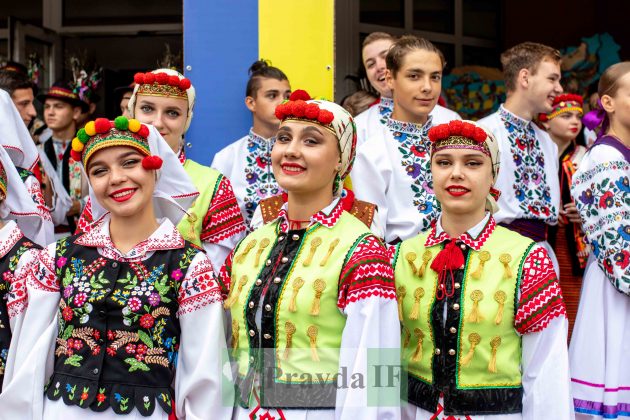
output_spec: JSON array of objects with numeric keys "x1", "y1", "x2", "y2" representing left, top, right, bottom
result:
[
  {"x1": 448, "y1": 349, "x2": 456, "y2": 356},
  {"x1": 435, "y1": 348, "x2": 441, "y2": 355},
  {"x1": 249, "y1": 330, "x2": 255, "y2": 337},
  {"x1": 292, "y1": 234, "x2": 300, "y2": 241},
  {"x1": 99, "y1": 310, "x2": 106, "y2": 318},
  {"x1": 265, "y1": 259, "x2": 271, "y2": 266},
  {"x1": 264, "y1": 304, "x2": 272, "y2": 312},
  {"x1": 449, "y1": 327, "x2": 457, "y2": 334},
  {"x1": 255, "y1": 279, "x2": 262, "y2": 286},
  {"x1": 111, "y1": 262, "x2": 118, "y2": 268},
  {"x1": 281, "y1": 257, "x2": 289, "y2": 263},
  {"x1": 248, "y1": 301, "x2": 254, "y2": 309},
  {"x1": 278, "y1": 236, "x2": 284, "y2": 241},
  {"x1": 93, "y1": 368, "x2": 99, "y2": 375},
  {"x1": 454, "y1": 282, "x2": 461, "y2": 289},
  {"x1": 460, "y1": 244, "x2": 467, "y2": 250},
  {"x1": 263, "y1": 333, "x2": 271, "y2": 339},
  {"x1": 452, "y1": 303, "x2": 460, "y2": 310},
  {"x1": 273, "y1": 277, "x2": 281, "y2": 283}
]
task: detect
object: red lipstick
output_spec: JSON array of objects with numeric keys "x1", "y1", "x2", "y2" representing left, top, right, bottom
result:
[
  {"x1": 110, "y1": 188, "x2": 137, "y2": 202},
  {"x1": 446, "y1": 185, "x2": 470, "y2": 197}
]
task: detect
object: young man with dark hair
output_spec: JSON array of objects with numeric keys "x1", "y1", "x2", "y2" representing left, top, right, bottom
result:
[
  {"x1": 479, "y1": 42, "x2": 566, "y2": 272},
  {"x1": 0, "y1": 65, "x2": 38, "y2": 128}
]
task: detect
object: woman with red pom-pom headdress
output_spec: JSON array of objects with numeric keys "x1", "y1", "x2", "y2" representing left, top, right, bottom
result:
[
  {"x1": 393, "y1": 120, "x2": 572, "y2": 419},
  {"x1": 220, "y1": 91, "x2": 400, "y2": 420},
  {"x1": 0, "y1": 116, "x2": 233, "y2": 419},
  {"x1": 76, "y1": 68, "x2": 246, "y2": 273}
]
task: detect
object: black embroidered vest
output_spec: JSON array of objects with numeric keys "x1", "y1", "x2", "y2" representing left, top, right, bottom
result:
[
  {"x1": 0, "y1": 236, "x2": 40, "y2": 391},
  {"x1": 46, "y1": 235, "x2": 202, "y2": 416}
]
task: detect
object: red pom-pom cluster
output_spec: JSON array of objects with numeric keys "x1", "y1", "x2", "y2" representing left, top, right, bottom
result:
[
  {"x1": 141, "y1": 156, "x2": 163, "y2": 170},
  {"x1": 133, "y1": 72, "x2": 191, "y2": 91},
  {"x1": 428, "y1": 121, "x2": 487, "y2": 143},
  {"x1": 552, "y1": 93, "x2": 583, "y2": 107},
  {"x1": 70, "y1": 149, "x2": 82, "y2": 163},
  {"x1": 275, "y1": 101, "x2": 334, "y2": 125},
  {"x1": 289, "y1": 89, "x2": 311, "y2": 101}
]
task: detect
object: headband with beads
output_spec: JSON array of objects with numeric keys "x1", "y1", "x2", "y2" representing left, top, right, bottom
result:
[
  {"x1": 70, "y1": 116, "x2": 163, "y2": 170},
  {"x1": 133, "y1": 71, "x2": 192, "y2": 100},
  {"x1": 538, "y1": 93, "x2": 584, "y2": 122},
  {"x1": 428, "y1": 120, "x2": 490, "y2": 156}
]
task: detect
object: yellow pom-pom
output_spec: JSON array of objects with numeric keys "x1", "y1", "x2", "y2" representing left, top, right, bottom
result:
[
  {"x1": 128, "y1": 119, "x2": 141, "y2": 132},
  {"x1": 84, "y1": 121, "x2": 96, "y2": 136},
  {"x1": 71, "y1": 137, "x2": 84, "y2": 152}
]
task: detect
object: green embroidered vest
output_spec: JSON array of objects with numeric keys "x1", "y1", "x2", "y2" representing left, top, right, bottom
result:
[
  {"x1": 176, "y1": 159, "x2": 221, "y2": 246},
  {"x1": 227, "y1": 211, "x2": 372, "y2": 408}
]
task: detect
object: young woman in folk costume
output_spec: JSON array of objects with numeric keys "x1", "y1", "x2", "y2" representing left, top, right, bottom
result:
[
  {"x1": 212, "y1": 60, "x2": 291, "y2": 227},
  {"x1": 392, "y1": 120, "x2": 573, "y2": 419},
  {"x1": 218, "y1": 91, "x2": 400, "y2": 419},
  {"x1": 569, "y1": 62, "x2": 630, "y2": 420},
  {"x1": 0, "y1": 145, "x2": 45, "y2": 391},
  {"x1": 78, "y1": 69, "x2": 246, "y2": 271},
  {"x1": 538, "y1": 93, "x2": 589, "y2": 338},
  {"x1": 0, "y1": 117, "x2": 232, "y2": 419}
]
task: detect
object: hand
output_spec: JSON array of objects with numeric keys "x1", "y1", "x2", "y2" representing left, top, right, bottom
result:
[
  {"x1": 560, "y1": 202, "x2": 582, "y2": 224},
  {"x1": 66, "y1": 199, "x2": 81, "y2": 217}
]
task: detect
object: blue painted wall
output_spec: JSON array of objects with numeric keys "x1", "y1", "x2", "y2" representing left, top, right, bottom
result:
[{"x1": 183, "y1": 0, "x2": 258, "y2": 165}]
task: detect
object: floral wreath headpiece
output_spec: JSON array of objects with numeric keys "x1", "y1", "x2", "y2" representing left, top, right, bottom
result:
[
  {"x1": 70, "y1": 116, "x2": 163, "y2": 170},
  {"x1": 134, "y1": 71, "x2": 191, "y2": 100},
  {"x1": 428, "y1": 120, "x2": 490, "y2": 156},
  {"x1": 538, "y1": 93, "x2": 583, "y2": 122},
  {"x1": 0, "y1": 161, "x2": 6, "y2": 200},
  {"x1": 275, "y1": 90, "x2": 335, "y2": 133}
]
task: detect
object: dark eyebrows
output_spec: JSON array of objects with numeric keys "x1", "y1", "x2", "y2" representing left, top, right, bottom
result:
[
  {"x1": 263, "y1": 89, "x2": 280, "y2": 95},
  {"x1": 87, "y1": 150, "x2": 143, "y2": 171},
  {"x1": 302, "y1": 125, "x2": 324, "y2": 135}
]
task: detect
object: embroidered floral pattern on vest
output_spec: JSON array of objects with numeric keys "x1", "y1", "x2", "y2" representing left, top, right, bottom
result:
[
  {"x1": 499, "y1": 107, "x2": 556, "y2": 221},
  {"x1": 383, "y1": 115, "x2": 439, "y2": 231},
  {"x1": 244, "y1": 130, "x2": 279, "y2": 224}
]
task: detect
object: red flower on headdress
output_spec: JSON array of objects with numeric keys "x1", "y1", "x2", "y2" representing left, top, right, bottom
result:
[
  {"x1": 141, "y1": 156, "x2": 163, "y2": 170},
  {"x1": 155, "y1": 73, "x2": 169, "y2": 85},
  {"x1": 292, "y1": 100, "x2": 307, "y2": 117},
  {"x1": 144, "y1": 73, "x2": 156, "y2": 84},
  {"x1": 305, "y1": 103, "x2": 320, "y2": 119},
  {"x1": 168, "y1": 75, "x2": 180, "y2": 87},
  {"x1": 552, "y1": 93, "x2": 583, "y2": 107},
  {"x1": 318, "y1": 110, "x2": 334, "y2": 125},
  {"x1": 428, "y1": 121, "x2": 487, "y2": 143},
  {"x1": 289, "y1": 89, "x2": 311, "y2": 101},
  {"x1": 133, "y1": 73, "x2": 145, "y2": 84},
  {"x1": 179, "y1": 78, "x2": 191, "y2": 90},
  {"x1": 94, "y1": 118, "x2": 111, "y2": 134},
  {"x1": 137, "y1": 124, "x2": 150, "y2": 138}
]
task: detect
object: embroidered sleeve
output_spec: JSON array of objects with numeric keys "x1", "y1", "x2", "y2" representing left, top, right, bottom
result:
[
  {"x1": 5, "y1": 248, "x2": 39, "y2": 319},
  {"x1": 28, "y1": 243, "x2": 61, "y2": 293},
  {"x1": 75, "y1": 197, "x2": 94, "y2": 235},
  {"x1": 25, "y1": 175, "x2": 52, "y2": 222},
  {"x1": 199, "y1": 175, "x2": 246, "y2": 243},
  {"x1": 337, "y1": 234, "x2": 396, "y2": 311},
  {"x1": 514, "y1": 245, "x2": 566, "y2": 334},
  {"x1": 571, "y1": 148, "x2": 630, "y2": 295},
  {"x1": 177, "y1": 251, "x2": 223, "y2": 316},
  {"x1": 216, "y1": 248, "x2": 235, "y2": 301}
]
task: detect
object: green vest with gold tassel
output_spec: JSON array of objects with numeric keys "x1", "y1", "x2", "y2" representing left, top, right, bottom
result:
[
  {"x1": 226, "y1": 211, "x2": 373, "y2": 409},
  {"x1": 176, "y1": 159, "x2": 221, "y2": 246},
  {"x1": 393, "y1": 224, "x2": 534, "y2": 415}
]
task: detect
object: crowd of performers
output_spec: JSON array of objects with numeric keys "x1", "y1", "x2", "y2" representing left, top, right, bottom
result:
[{"x1": 0, "y1": 32, "x2": 627, "y2": 420}]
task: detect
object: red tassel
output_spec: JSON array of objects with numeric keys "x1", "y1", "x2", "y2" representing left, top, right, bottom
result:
[
  {"x1": 142, "y1": 155, "x2": 163, "y2": 170},
  {"x1": 430, "y1": 241, "x2": 464, "y2": 300}
]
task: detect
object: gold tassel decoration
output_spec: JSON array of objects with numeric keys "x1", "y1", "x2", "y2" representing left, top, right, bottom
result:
[
  {"x1": 471, "y1": 251, "x2": 491, "y2": 280},
  {"x1": 418, "y1": 250, "x2": 432, "y2": 277},
  {"x1": 231, "y1": 319, "x2": 239, "y2": 349},
  {"x1": 284, "y1": 321, "x2": 296, "y2": 360},
  {"x1": 499, "y1": 254, "x2": 513, "y2": 279},
  {"x1": 494, "y1": 290, "x2": 507, "y2": 325},
  {"x1": 310, "y1": 279, "x2": 327, "y2": 316},
  {"x1": 467, "y1": 290, "x2": 484, "y2": 323},
  {"x1": 307, "y1": 325, "x2": 320, "y2": 362},
  {"x1": 235, "y1": 239, "x2": 257, "y2": 264},
  {"x1": 408, "y1": 287, "x2": 425, "y2": 320},
  {"x1": 187, "y1": 212, "x2": 198, "y2": 240},
  {"x1": 405, "y1": 252, "x2": 418, "y2": 275},
  {"x1": 488, "y1": 336, "x2": 501, "y2": 373},
  {"x1": 412, "y1": 328, "x2": 424, "y2": 361},
  {"x1": 319, "y1": 239, "x2": 340, "y2": 267},
  {"x1": 403, "y1": 327, "x2": 411, "y2": 348},
  {"x1": 461, "y1": 332, "x2": 481, "y2": 366},
  {"x1": 254, "y1": 238, "x2": 271, "y2": 267},
  {"x1": 224, "y1": 276, "x2": 248, "y2": 308},
  {"x1": 396, "y1": 286, "x2": 407, "y2": 321},
  {"x1": 288, "y1": 277, "x2": 305, "y2": 312},
  {"x1": 302, "y1": 237, "x2": 323, "y2": 267}
]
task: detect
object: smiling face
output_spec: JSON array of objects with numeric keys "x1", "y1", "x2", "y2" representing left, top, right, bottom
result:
[
  {"x1": 363, "y1": 38, "x2": 394, "y2": 97},
  {"x1": 544, "y1": 110, "x2": 583, "y2": 144},
  {"x1": 86, "y1": 146, "x2": 155, "y2": 220},
  {"x1": 431, "y1": 148, "x2": 493, "y2": 219},
  {"x1": 133, "y1": 94, "x2": 188, "y2": 153},
  {"x1": 271, "y1": 120, "x2": 340, "y2": 200},
  {"x1": 524, "y1": 58, "x2": 563, "y2": 114},
  {"x1": 387, "y1": 48, "x2": 442, "y2": 124}
]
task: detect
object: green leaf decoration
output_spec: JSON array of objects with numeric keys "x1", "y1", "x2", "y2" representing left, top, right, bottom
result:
[
  {"x1": 138, "y1": 330, "x2": 154, "y2": 348},
  {"x1": 124, "y1": 357, "x2": 150, "y2": 372},
  {"x1": 62, "y1": 325, "x2": 74, "y2": 340},
  {"x1": 64, "y1": 354, "x2": 83, "y2": 367}
]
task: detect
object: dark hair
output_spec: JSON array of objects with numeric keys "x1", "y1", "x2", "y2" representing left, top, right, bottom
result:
[
  {"x1": 246, "y1": 60, "x2": 288, "y2": 98},
  {"x1": 0, "y1": 70, "x2": 36, "y2": 96},
  {"x1": 385, "y1": 35, "x2": 445, "y2": 76},
  {"x1": 500, "y1": 42, "x2": 561, "y2": 92}
]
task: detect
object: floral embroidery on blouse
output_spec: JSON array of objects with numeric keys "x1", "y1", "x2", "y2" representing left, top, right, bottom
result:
[
  {"x1": 244, "y1": 129, "x2": 279, "y2": 224},
  {"x1": 18, "y1": 169, "x2": 52, "y2": 222},
  {"x1": 499, "y1": 106, "x2": 557, "y2": 222},
  {"x1": 378, "y1": 96, "x2": 394, "y2": 118},
  {"x1": 382, "y1": 115, "x2": 439, "y2": 231}
]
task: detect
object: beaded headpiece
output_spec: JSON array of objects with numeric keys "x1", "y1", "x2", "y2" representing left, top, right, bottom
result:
[
  {"x1": 70, "y1": 116, "x2": 162, "y2": 170},
  {"x1": 538, "y1": 93, "x2": 583, "y2": 122}
]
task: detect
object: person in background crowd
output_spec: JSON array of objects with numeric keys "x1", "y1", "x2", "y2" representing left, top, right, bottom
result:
[
  {"x1": 538, "y1": 93, "x2": 588, "y2": 338},
  {"x1": 340, "y1": 89, "x2": 379, "y2": 116},
  {"x1": 114, "y1": 82, "x2": 134, "y2": 118},
  {"x1": 211, "y1": 60, "x2": 291, "y2": 226},
  {"x1": 570, "y1": 61, "x2": 630, "y2": 420},
  {"x1": 0, "y1": 63, "x2": 37, "y2": 129},
  {"x1": 479, "y1": 42, "x2": 565, "y2": 275},
  {"x1": 394, "y1": 120, "x2": 572, "y2": 419}
]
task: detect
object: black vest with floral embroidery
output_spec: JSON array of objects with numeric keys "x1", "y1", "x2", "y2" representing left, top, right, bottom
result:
[
  {"x1": 0, "y1": 236, "x2": 39, "y2": 391},
  {"x1": 46, "y1": 235, "x2": 202, "y2": 416}
]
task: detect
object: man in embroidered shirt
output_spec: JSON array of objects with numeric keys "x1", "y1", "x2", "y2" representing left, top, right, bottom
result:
[{"x1": 479, "y1": 42, "x2": 567, "y2": 274}]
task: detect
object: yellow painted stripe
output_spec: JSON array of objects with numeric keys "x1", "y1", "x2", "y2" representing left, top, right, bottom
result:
[{"x1": 259, "y1": 0, "x2": 334, "y2": 100}]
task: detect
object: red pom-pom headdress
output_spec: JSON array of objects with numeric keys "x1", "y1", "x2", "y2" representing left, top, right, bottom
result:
[
  {"x1": 428, "y1": 121, "x2": 490, "y2": 156},
  {"x1": 134, "y1": 71, "x2": 191, "y2": 99},
  {"x1": 275, "y1": 89, "x2": 336, "y2": 127},
  {"x1": 539, "y1": 93, "x2": 584, "y2": 122}
]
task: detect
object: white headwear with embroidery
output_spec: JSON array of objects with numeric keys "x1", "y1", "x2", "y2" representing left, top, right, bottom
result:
[{"x1": 0, "y1": 89, "x2": 40, "y2": 171}]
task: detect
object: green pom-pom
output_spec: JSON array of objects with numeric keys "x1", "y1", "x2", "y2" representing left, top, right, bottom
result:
[
  {"x1": 77, "y1": 128, "x2": 90, "y2": 144},
  {"x1": 114, "y1": 116, "x2": 129, "y2": 131}
]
